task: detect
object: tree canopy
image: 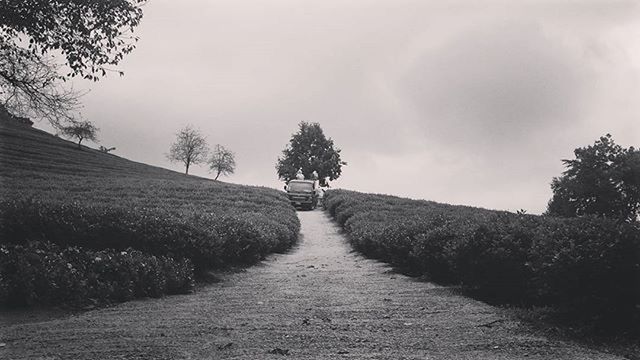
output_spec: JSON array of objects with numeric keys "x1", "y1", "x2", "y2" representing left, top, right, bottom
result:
[
  {"x1": 208, "y1": 144, "x2": 236, "y2": 180},
  {"x1": 547, "y1": 134, "x2": 640, "y2": 222},
  {"x1": 0, "y1": 0, "x2": 146, "y2": 126},
  {"x1": 167, "y1": 126, "x2": 209, "y2": 175},
  {"x1": 59, "y1": 120, "x2": 98, "y2": 149},
  {"x1": 276, "y1": 122, "x2": 345, "y2": 187}
]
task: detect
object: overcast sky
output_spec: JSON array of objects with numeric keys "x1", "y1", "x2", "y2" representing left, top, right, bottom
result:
[{"x1": 37, "y1": 0, "x2": 640, "y2": 214}]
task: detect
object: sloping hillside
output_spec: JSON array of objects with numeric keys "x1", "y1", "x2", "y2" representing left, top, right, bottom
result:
[
  {"x1": 0, "y1": 118, "x2": 294, "y2": 210},
  {"x1": 0, "y1": 118, "x2": 264, "y2": 190},
  {"x1": 0, "y1": 118, "x2": 299, "y2": 307},
  {"x1": 0, "y1": 120, "x2": 179, "y2": 179}
]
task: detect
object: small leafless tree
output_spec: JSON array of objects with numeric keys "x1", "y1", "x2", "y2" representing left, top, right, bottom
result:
[
  {"x1": 59, "y1": 120, "x2": 99, "y2": 149},
  {"x1": 208, "y1": 144, "x2": 236, "y2": 180},
  {"x1": 167, "y1": 126, "x2": 209, "y2": 175}
]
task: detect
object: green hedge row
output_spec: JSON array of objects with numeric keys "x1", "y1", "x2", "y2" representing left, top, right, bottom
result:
[
  {"x1": 0, "y1": 241, "x2": 194, "y2": 307},
  {"x1": 0, "y1": 198, "x2": 299, "y2": 272},
  {"x1": 0, "y1": 198, "x2": 299, "y2": 308},
  {"x1": 325, "y1": 190, "x2": 640, "y2": 329}
]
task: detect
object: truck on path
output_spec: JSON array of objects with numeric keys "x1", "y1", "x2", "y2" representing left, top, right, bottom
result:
[{"x1": 285, "y1": 179, "x2": 318, "y2": 210}]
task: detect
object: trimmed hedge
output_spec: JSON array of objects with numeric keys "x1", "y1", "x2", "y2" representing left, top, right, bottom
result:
[
  {"x1": 325, "y1": 189, "x2": 640, "y2": 328},
  {"x1": 0, "y1": 197, "x2": 299, "y2": 308},
  {"x1": 0, "y1": 198, "x2": 299, "y2": 272},
  {"x1": 0, "y1": 241, "x2": 194, "y2": 307}
]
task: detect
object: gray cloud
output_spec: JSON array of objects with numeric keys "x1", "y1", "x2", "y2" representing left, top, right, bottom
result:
[
  {"x1": 401, "y1": 20, "x2": 587, "y2": 145},
  {"x1": 30, "y1": 0, "x2": 640, "y2": 214}
]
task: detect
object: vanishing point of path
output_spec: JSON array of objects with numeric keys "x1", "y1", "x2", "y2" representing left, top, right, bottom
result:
[{"x1": 0, "y1": 211, "x2": 623, "y2": 359}]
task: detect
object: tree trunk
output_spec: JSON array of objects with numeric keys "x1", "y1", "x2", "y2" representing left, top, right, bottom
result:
[
  {"x1": 214, "y1": 170, "x2": 220, "y2": 181},
  {"x1": 77, "y1": 138, "x2": 83, "y2": 149},
  {"x1": 185, "y1": 162, "x2": 190, "y2": 175}
]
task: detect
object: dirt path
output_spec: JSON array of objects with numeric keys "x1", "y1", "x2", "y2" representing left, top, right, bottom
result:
[{"x1": 0, "y1": 211, "x2": 623, "y2": 359}]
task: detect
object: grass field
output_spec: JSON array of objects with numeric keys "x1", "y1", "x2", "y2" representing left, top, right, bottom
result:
[{"x1": 0, "y1": 119, "x2": 299, "y2": 307}]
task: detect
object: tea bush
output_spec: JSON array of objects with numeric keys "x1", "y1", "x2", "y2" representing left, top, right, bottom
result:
[
  {"x1": 0, "y1": 198, "x2": 299, "y2": 272},
  {"x1": 0, "y1": 241, "x2": 194, "y2": 307},
  {"x1": 325, "y1": 189, "x2": 640, "y2": 328}
]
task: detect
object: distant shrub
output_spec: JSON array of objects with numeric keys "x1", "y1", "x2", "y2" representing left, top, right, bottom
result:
[
  {"x1": 0, "y1": 105, "x2": 33, "y2": 127},
  {"x1": 0, "y1": 241, "x2": 193, "y2": 307},
  {"x1": 324, "y1": 189, "x2": 640, "y2": 329}
]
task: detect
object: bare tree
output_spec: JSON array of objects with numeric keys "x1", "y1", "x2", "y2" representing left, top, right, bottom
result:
[
  {"x1": 0, "y1": 52, "x2": 82, "y2": 128},
  {"x1": 167, "y1": 126, "x2": 209, "y2": 175},
  {"x1": 208, "y1": 144, "x2": 236, "y2": 180},
  {"x1": 59, "y1": 120, "x2": 99, "y2": 149}
]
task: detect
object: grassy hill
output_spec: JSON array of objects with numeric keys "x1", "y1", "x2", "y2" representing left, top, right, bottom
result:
[
  {"x1": 0, "y1": 120, "x2": 179, "y2": 179},
  {"x1": 0, "y1": 118, "x2": 299, "y2": 307}
]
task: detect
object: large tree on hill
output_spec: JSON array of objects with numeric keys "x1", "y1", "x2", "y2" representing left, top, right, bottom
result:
[
  {"x1": 0, "y1": 0, "x2": 146, "y2": 127},
  {"x1": 276, "y1": 122, "x2": 346, "y2": 187},
  {"x1": 167, "y1": 126, "x2": 209, "y2": 175},
  {"x1": 546, "y1": 134, "x2": 640, "y2": 222}
]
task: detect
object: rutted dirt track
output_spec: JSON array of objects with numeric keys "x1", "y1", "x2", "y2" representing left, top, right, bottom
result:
[{"x1": 0, "y1": 211, "x2": 622, "y2": 359}]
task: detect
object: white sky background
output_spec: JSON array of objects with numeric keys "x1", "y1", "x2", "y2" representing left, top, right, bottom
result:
[{"x1": 36, "y1": 0, "x2": 640, "y2": 214}]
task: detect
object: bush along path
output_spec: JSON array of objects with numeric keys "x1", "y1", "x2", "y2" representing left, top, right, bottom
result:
[
  {"x1": 0, "y1": 210, "x2": 623, "y2": 359},
  {"x1": 324, "y1": 189, "x2": 640, "y2": 333}
]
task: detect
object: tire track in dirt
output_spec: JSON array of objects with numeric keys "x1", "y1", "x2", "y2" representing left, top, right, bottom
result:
[{"x1": 0, "y1": 210, "x2": 623, "y2": 359}]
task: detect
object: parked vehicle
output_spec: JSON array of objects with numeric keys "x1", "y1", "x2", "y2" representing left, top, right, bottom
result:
[{"x1": 285, "y1": 180, "x2": 318, "y2": 210}]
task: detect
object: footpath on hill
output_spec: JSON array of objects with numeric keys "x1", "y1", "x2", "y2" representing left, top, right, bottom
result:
[{"x1": 0, "y1": 211, "x2": 623, "y2": 359}]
